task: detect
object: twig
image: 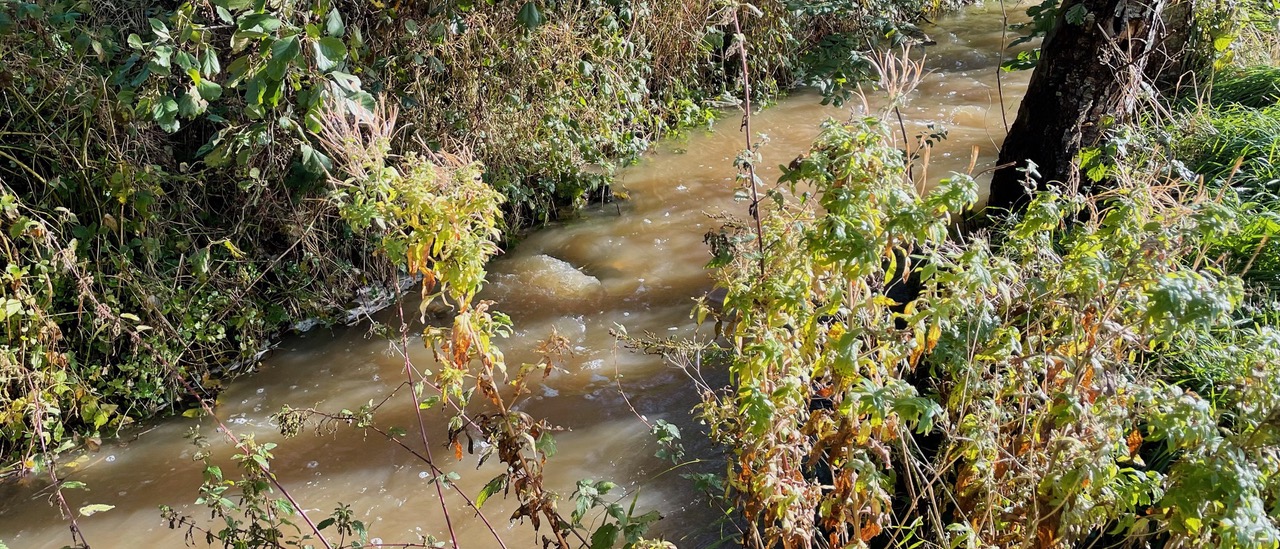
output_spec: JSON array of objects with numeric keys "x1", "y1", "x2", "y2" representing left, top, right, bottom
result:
[
  {"x1": 28, "y1": 378, "x2": 91, "y2": 549},
  {"x1": 397, "y1": 300, "x2": 460, "y2": 549},
  {"x1": 731, "y1": 7, "x2": 766, "y2": 281}
]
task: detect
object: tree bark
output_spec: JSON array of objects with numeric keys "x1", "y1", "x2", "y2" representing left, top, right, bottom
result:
[{"x1": 986, "y1": 0, "x2": 1168, "y2": 214}]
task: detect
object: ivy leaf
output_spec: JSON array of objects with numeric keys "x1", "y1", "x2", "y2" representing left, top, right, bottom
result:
[
  {"x1": 313, "y1": 37, "x2": 347, "y2": 73},
  {"x1": 325, "y1": 9, "x2": 345, "y2": 37},
  {"x1": 78, "y1": 504, "x2": 115, "y2": 517},
  {"x1": 516, "y1": 2, "x2": 544, "y2": 30},
  {"x1": 126, "y1": 33, "x2": 143, "y2": 49},
  {"x1": 266, "y1": 34, "x2": 299, "y2": 80}
]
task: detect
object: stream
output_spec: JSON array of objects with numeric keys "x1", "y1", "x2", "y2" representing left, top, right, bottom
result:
[{"x1": 0, "y1": 4, "x2": 1030, "y2": 547}]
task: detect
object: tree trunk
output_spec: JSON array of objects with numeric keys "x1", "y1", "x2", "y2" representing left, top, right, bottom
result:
[{"x1": 986, "y1": 0, "x2": 1168, "y2": 214}]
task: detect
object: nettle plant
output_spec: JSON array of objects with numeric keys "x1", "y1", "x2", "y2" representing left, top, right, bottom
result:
[{"x1": 700, "y1": 116, "x2": 1279, "y2": 548}]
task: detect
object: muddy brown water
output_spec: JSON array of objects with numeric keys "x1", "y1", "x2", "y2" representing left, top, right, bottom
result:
[{"x1": 0, "y1": 4, "x2": 1031, "y2": 547}]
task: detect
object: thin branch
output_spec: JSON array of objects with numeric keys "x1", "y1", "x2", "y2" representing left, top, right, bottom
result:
[
  {"x1": 396, "y1": 300, "x2": 460, "y2": 549},
  {"x1": 731, "y1": 7, "x2": 766, "y2": 281}
]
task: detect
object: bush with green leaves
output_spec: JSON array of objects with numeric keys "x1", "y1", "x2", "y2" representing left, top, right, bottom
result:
[{"x1": 698, "y1": 115, "x2": 1279, "y2": 547}]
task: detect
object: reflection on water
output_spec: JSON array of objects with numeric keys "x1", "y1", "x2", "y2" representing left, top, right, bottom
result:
[{"x1": 0, "y1": 4, "x2": 1032, "y2": 547}]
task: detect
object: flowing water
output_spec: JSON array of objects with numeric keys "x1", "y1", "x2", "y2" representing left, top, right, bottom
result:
[{"x1": 0, "y1": 4, "x2": 1032, "y2": 547}]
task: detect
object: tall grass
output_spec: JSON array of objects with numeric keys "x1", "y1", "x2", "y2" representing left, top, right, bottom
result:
[
  {"x1": 1212, "y1": 65, "x2": 1280, "y2": 108},
  {"x1": 1180, "y1": 104, "x2": 1280, "y2": 196}
]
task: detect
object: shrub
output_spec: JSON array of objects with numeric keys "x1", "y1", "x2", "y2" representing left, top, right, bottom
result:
[{"x1": 699, "y1": 114, "x2": 1279, "y2": 547}]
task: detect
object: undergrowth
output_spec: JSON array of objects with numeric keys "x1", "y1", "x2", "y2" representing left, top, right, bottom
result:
[
  {"x1": 0, "y1": 0, "x2": 952, "y2": 471},
  {"x1": 692, "y1": 108, "x2": 1279, "y2": 547}
]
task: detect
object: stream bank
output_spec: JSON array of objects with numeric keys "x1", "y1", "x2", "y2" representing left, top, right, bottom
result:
[{"x1": 0, "y1": 4, "x2": 1030, "y2": 546}]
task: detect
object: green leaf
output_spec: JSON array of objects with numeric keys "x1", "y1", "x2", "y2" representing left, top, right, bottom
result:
[
  {"x1": 299, "y1": 143, "x2": 330, "y2": 173},
  {"x1": 212, "y1": 0, "x2": 254, "y2": 10},
  {"x1": 1065, "y1": 3, "x2": 1088, "y2": 25},
  {"x1": 238, "y1": 13, "x2": 282, "y2": 33},
  {"x1": 0, "y1": 299, "x2": 22, "y2": 320},
  {"x1": 325, "y1": 9, "x2": 345, "y2": 37},
  {"x1": 174, "y1": 50, "x2": 196, "y2": 72},
  {"x1": 152, "y1": 44, "x2": 174, "y2": 69},
  {"x1": 148, "y1": 18, "x2": 170, "y2": 40},
  {"x1": 1213, "y1": 34, "x2": 1234, "y2": 52},
  {"x1": 177, "y1": 88, "x2": 205, "y2": 117},
  {"x1": 230, "y1": 30, "x2": 262, "y2": 53},
  {"x1": 152, "y1": 97, "x2": 180, "y2": 132},
  {"x1": 266, "y1": 34, "x2": 300, "y2": 80},
  {"x1": 1184, "y1": 516, "x2": 1202, "y2": 533},
  {"x1": 199, "y1": 49, "x2": 221, "y2": 76},
  {"x1": 262, "y1": 77, "x2": 285, "y2": 107},
  {"x1": 516, "y1": 2, "x2": 544, "y2": 30},
  {"x1": 313, "y1": 37, "x2": 347, "y2": 73},
  {"x1": 590, "y1": 523, "x2": 619, "y2": 549},
  {"x1": 329, "y1": 71, "x2": 361, "y2": 93},
  {"x1": 127, "y1": 33, "x2": 143, "y2": 49},
  {"x1": 196, "y1": 79, "x2": 223, "y2": 101},
  {"x1": 215, "y1": 5, "x2": 234, "y2": 23},
  {"x1": 225, "y1": 56, "x2": 250, "y2": 86},
  {"x1": 476, "y1": 475, "x2": 507, "y2": 508},
  {"x1": 78, "y1": 504, "x2": 115, "y2": 517},
  {"x1": 351, "y1": 90, "x2": 375, "y2": 112},
  {"x1": 535, "y1": 432, "x2": 557, "y2": 458},
  {"x1": 702, "y1": 30, "x2": 725, "y2": 50},
  {"x1": 245, "y1": 76, "x2": 265, "y2": 113}
]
